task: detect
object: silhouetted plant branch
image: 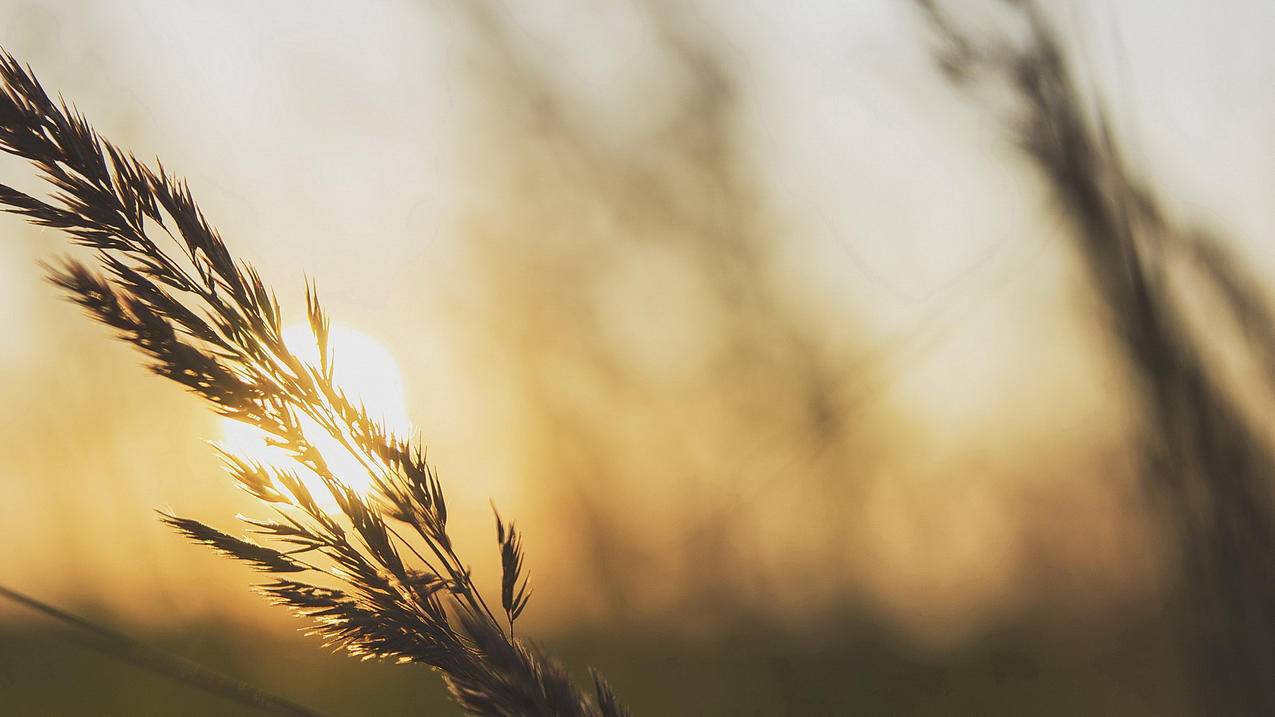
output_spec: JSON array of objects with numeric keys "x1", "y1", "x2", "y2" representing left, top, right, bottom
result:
[
  {"x1": 914, "y1": 2, "x2": 1275, "y2": 713},
  {"x1": 0, "y1": 49, "x2": 627, "y2": 717}
]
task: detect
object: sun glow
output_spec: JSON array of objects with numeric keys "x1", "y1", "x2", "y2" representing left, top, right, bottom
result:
[{"x1": 220, "y1": 323, "x2": 411, "y2": 507}]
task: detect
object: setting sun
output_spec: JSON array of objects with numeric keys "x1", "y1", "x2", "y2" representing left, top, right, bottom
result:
[{"x1": 220, "y1": 323, "x2": 411, "y2": 506}]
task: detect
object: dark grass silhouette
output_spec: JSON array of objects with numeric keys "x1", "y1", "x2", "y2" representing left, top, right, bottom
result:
[
  {"x1": 0, "y1": 48, "x2": 627, "y2": 717},
  {"x1": 916, "y1": 2, "x2": 1275, "y2": 713}
]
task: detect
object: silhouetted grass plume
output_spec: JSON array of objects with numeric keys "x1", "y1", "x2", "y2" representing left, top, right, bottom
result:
[
  {"x1": 0, "y1": 48, "x2": 626, "y2": 717},
  {"x1": 916, "y1": 1, "x2": 1275, "y2": 712}
]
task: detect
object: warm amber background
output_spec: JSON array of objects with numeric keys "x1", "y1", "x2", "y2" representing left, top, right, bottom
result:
[{"x1": 1, "y1": 1, "x2": 1273, "y2": 714}]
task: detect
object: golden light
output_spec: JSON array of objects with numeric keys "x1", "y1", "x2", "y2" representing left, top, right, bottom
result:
[{"x1": 220, "y1": 323, "x2": 411, "y2": 508}]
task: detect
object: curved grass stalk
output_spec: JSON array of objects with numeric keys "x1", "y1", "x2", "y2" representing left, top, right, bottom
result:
[{"x1": 0, "y1": 583, "x2": 329, "y2": 717}]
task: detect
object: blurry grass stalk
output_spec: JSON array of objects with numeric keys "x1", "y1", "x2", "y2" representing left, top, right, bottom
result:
[
  {"x1": 0, "y1": 49, "x2": 627, "y2": 717},
  {"x1": 447, "y1": 0, "x2": 867, "y2": 624},
  {"x1": 916, "y1": 2, "x2": 1275, "y2": 713},
  {"x1": 0, "y1": 583, "x2": 328, "y2": 717}
]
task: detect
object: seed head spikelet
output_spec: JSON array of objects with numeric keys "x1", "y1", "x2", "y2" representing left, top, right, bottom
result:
[{"x1": 0, "y1": 47, "x2": 627, "y2": 715}]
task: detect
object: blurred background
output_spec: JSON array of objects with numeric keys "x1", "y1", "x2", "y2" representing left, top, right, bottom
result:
[{"x1": 1, "y1": 0, "x2": 1274, "y2": 714}]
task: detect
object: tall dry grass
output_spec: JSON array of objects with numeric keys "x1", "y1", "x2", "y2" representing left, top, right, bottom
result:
[
  {"x1": 0, "y1": 49, "x2": 626, "y2": 717},
  {"x1": 439, "y1": 0, "x2": 894, "y2": 629},
  {"x1": 917, "y1": 1, "x2": 1275, "y2": 712}
]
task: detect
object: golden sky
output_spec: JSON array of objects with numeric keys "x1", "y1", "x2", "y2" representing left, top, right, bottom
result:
[{"x1": 0, "y1": 0, "x2": 1272, "y2": 644}]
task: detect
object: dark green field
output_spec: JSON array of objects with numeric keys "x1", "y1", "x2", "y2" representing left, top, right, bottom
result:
[{"x1": 2, "y1": 609, "x2": 1188, "y2": 716}]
